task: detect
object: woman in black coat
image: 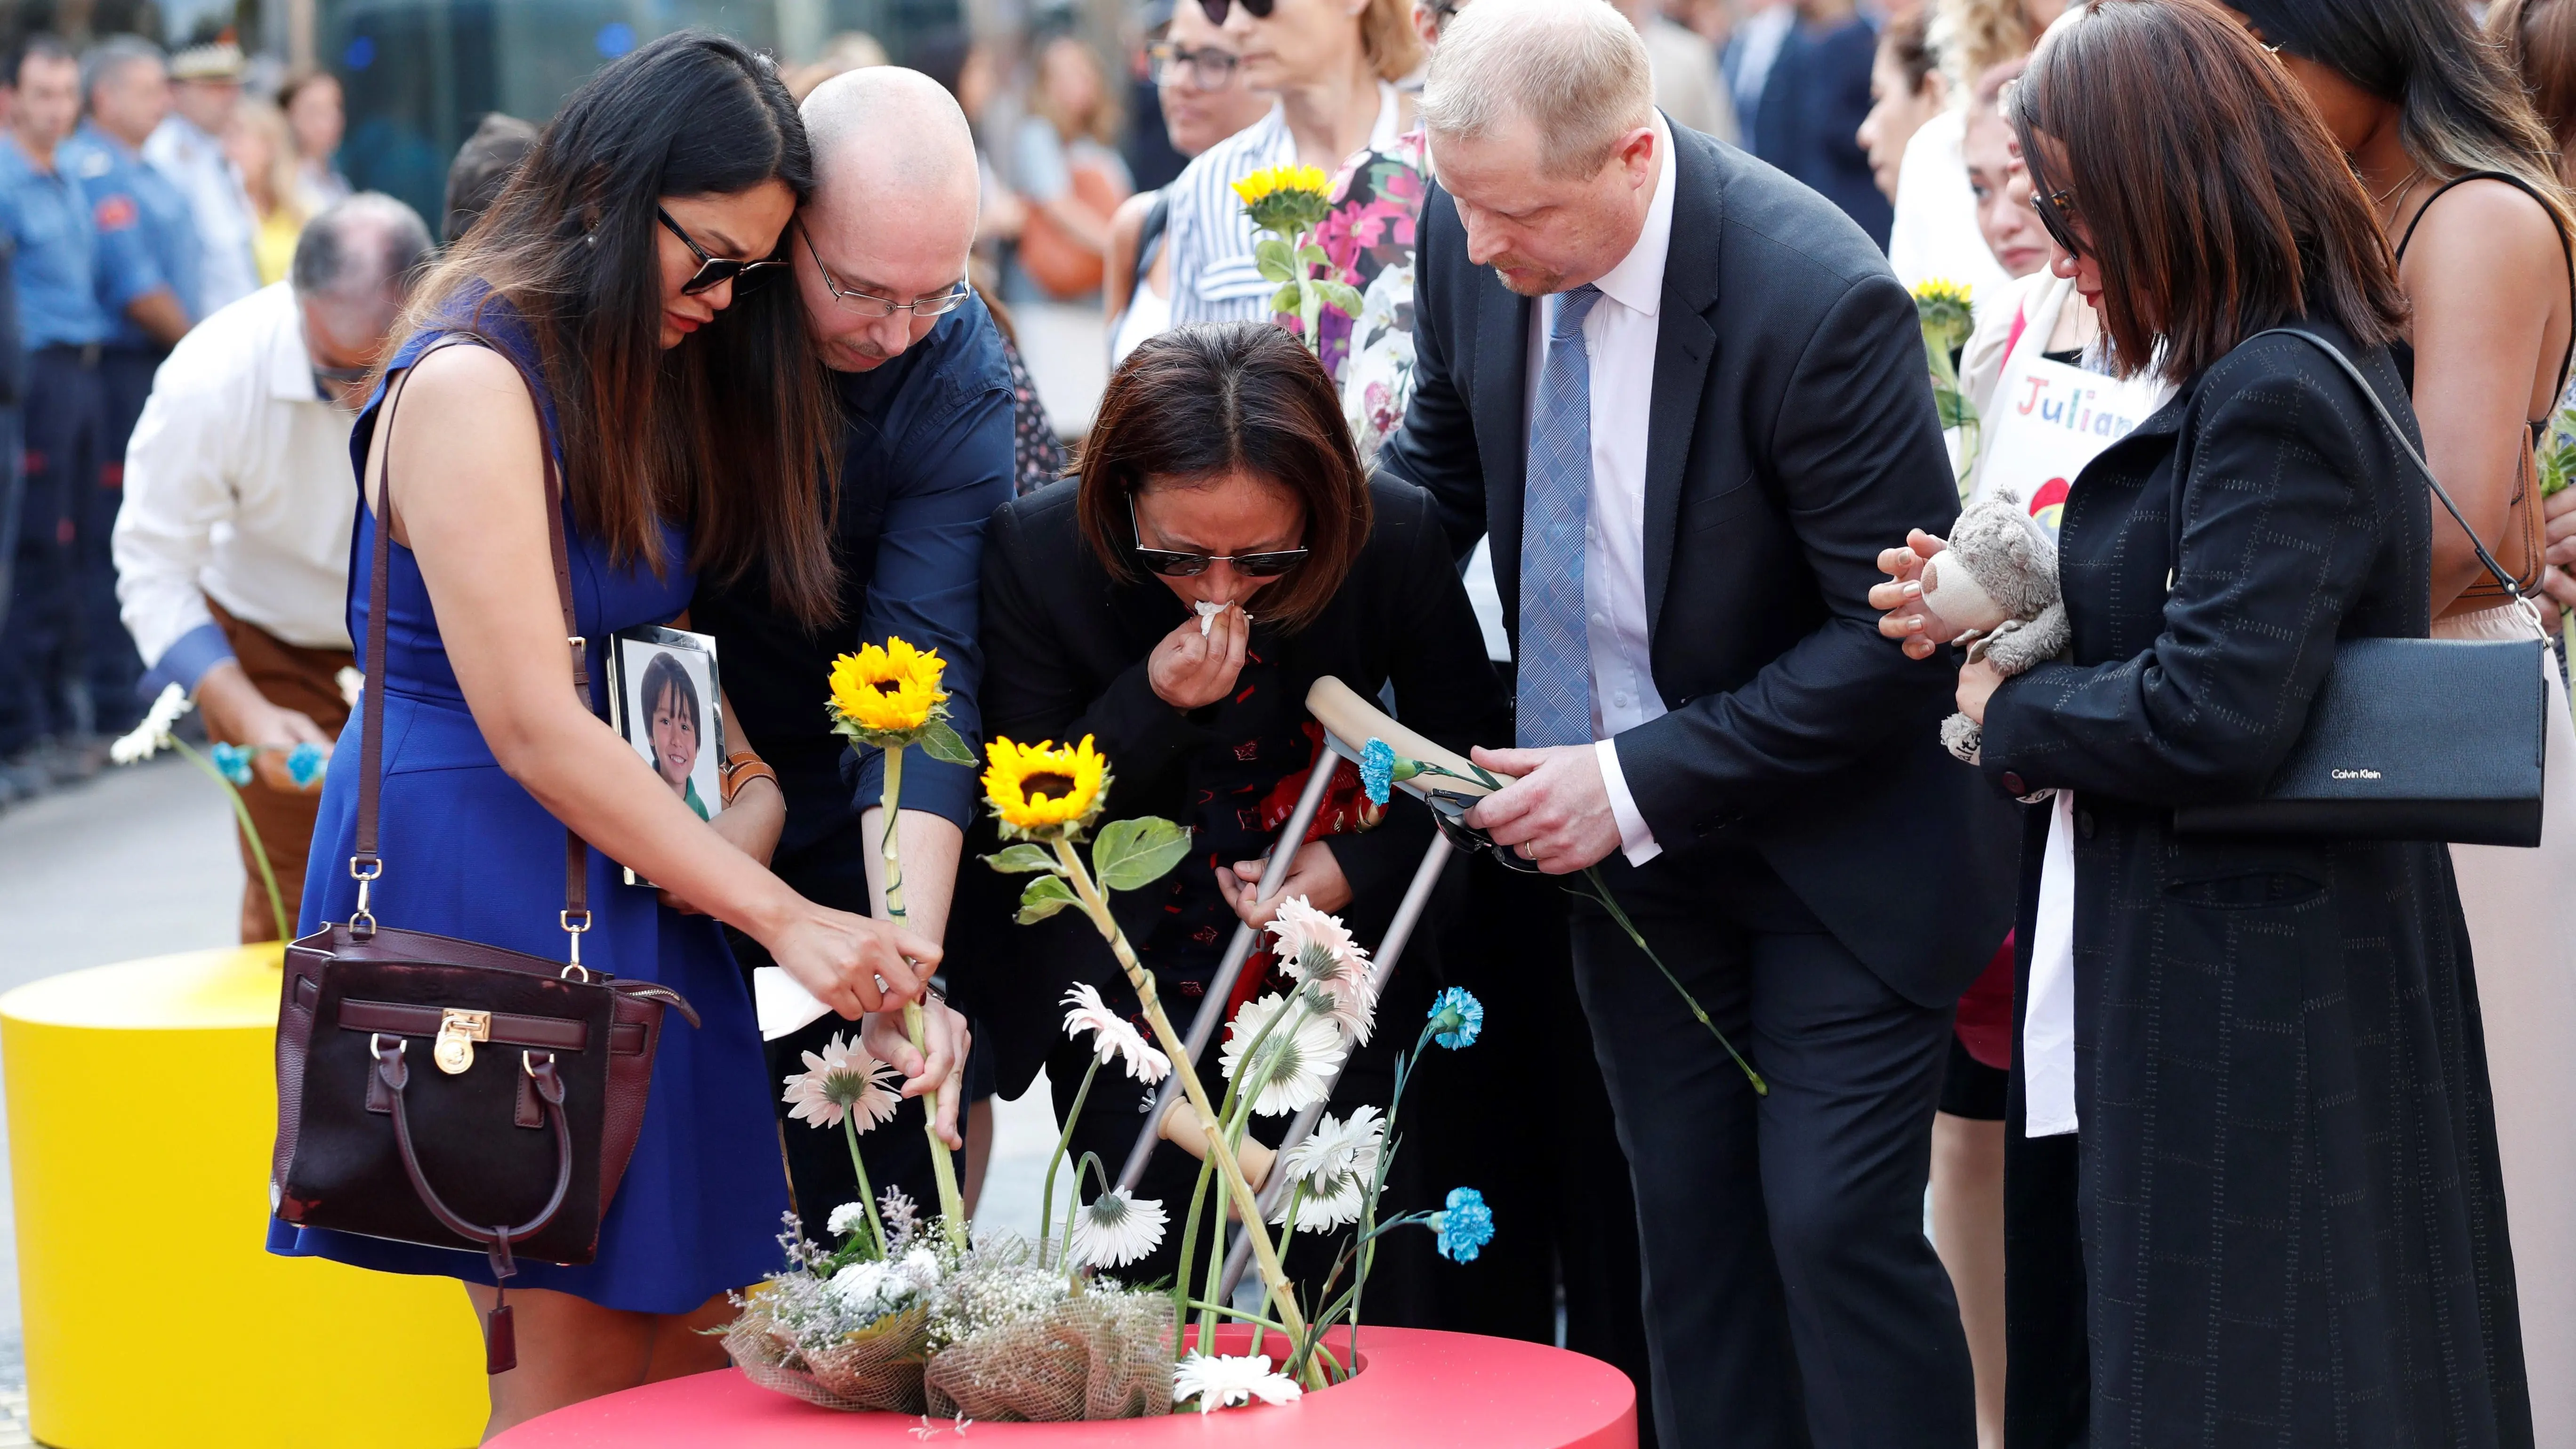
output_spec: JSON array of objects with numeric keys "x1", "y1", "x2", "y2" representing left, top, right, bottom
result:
[
  {"x1": 1877, "y1": 2, "x2": 2527, "y2": 1443},
  {"x1": 960, "y1": 322, "x2": 1506, "y2": 1299}
]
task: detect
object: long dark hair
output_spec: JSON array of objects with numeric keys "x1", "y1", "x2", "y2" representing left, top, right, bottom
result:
[
  {"x1": 2492, "y1": 0, "x2": 2576, "y2": 185},
  {"x1": 2239, "y1": 0, "x2": 2574, "y2": 245},
  {"x1": 401, "y1": 30, "x2": 841, "y2": 626},
  {"x1": 1075, "y1": 324, "x2": 1371, "y2": 633},
  {"x1": 2011, "y1": 0, "x2": 2408, "y2": 385}
]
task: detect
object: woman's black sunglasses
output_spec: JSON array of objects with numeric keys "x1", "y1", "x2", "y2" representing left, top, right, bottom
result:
[
  {"x1": 658, "y1": 207, "x2": 790, "y2": 296},
  {"x1": 1128, "y1": 495, "x2": 1308, "y2": 578},
  {"x1": 2031, "y1": 187, "x2": 2083, "y2": 260},
  {"x1": 1197, "y1": 0, "x2": 1275, "y2": 22}
]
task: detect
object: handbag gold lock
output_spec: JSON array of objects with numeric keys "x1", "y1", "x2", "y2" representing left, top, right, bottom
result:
[{"x1": 433, "y1": 1009, "x2": 491, "y2": 1075}]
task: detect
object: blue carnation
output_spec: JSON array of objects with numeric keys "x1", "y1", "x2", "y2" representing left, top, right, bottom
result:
[
  {"x1": 1428, "y1": 987, "x2": 1483, "y2": 1050},
  {"x1": 209, "y1": 742, "x2": 255, "y2": 787},
  {"x1": 285, "y1": 741, "x2": 328, "y2": 788},
  {"x1": 1360, "y1": 737, "x2": 1395, "y2": 807},
  {"x1": 1433, "y1": 1186, "x2": 1494, "y2": 1263}
]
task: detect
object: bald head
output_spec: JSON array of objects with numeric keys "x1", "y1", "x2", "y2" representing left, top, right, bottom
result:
[{"x1": 793, "y1": 67, "x2": 982, "y2": 372}]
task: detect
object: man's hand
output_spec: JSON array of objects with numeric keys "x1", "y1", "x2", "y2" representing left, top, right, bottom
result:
[
  {"x1": 862, "y1": 998, "x2": 972, "y2": 1148},
  {"x1": 195, "y1": 658, "x2": 334, "y2": 791},
  {"x1": 1148, "y1": 603, "x2": 1249, "y2": 710},
  {"x1": 1869, "y1": 529, "x2": 1965, "y2": 661},
  {"x1": 1216, "y1": 839, "x2": 1352, "y2": 929},
  {"x1": 1464, "y1": 744, "x2": 1621, "y2": 874}
]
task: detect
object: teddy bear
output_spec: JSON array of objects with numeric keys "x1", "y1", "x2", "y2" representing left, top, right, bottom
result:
[{"x1": 1916, "y1": 493, "x2": 2069, "y2": 765}]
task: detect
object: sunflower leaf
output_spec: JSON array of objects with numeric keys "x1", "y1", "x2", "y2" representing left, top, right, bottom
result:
[
  {"x1": 1316, "y1": 281, "x2": 1366, "y2": 321},
  {"x1": 986, "y1": 842, "x2": 1063, "y2": 876},
  {"x1": 916, "y1": 718, "x2": 978, "y2": 767},
  {"x1": 1270, "y1": 281, "x2": 1307, "y2": 316},
  {"x1": 1017, "y1": 874, "x2": 1080, "y2": 924},
  {"x1": 1254, "y1": 237, "x2": 1296, "y2": 283},
  {"x1": 1092, "y1": 816, "x2": 1191, "y2": 893}
]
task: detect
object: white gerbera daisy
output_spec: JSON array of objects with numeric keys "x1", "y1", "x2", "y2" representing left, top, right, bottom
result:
[
  {"x1": 1066, "y1": 1186, "x2": 1167, "y2": 1269},
  {"x1": 1268, "y1": 898, "x2": 1377, "y2": 1043},
  {"x1": 1173, "y1": 1352, "x2": 1304, "y2": 1413},
  {"x1": 1218, "y1": 993, "x2": 1346, "y2": 1117},
  {"x1": 1061, "y1": 983, "x2": 1172, "y2": 1084},
  {"x1": 826, "y1": 1201, "x2": 871, "y2": 1240},
  {"x1": 781, "y1": 1033, "x2": 902, "y2": 1132},
  {"x1": 109, "y1": 682, "x2": 193, "y2": 765},
  {"x1": 1271, "y1": 1108, "x2": 1381, "y2": 1232}
]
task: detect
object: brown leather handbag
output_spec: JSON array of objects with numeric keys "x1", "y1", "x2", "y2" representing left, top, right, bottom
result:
[{"x1": 270, "y1": 337, "x2": 697, "y2": 1375}]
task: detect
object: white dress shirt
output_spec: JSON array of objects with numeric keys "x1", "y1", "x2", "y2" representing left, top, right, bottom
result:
[
  {"x1": 143, "y1": 114, "x2": 259, "y2": 313},
  {"x1": 113, "y1": 282, "x2": 360, "y2": 690},
  {"x1": 1521, "y1": 114, "x2": 1678, "y2": 867}
]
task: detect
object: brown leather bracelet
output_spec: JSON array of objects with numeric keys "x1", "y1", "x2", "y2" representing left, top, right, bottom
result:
[{"x1": 719, "y1": 750, "x2": 778, "y2": 807}]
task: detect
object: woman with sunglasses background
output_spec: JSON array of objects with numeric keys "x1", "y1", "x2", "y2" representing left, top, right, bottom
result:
[
  {"x1": 2229, "y1": 5, "x2": 2576, "y2": 1431},
  {"x1": 1159, "y1": 0, "x2": 1423, "y2": 327},
  {"x1": 956, "y1": 321, "x2": 1502, "y2": 1306},
  {"x1": 269, "y1": 32, "x2": 966, "y2": 1437}
]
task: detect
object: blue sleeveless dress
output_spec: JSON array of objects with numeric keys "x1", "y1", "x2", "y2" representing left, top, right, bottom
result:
[{"x1": 266, "y1": 298, "x2": 789, "y2": 1314}]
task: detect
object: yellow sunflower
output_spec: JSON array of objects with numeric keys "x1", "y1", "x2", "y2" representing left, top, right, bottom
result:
[
  {"x1": 828, "y1": 638, "x2": 949, "y2": 738},
  {"x1": 1233, "y1": 164, "x2": 1334, "y2": 235},
  {"x1": 983, "y1": 734, "x2": 1111, "y2": 837}
]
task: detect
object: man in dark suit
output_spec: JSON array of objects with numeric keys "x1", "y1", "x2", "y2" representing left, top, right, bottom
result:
[{"x1": 1378, "y1": 1, "x2": 2015, "y2": 1444}]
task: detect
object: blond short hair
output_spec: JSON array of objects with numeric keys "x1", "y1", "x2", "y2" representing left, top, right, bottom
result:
[{"x1": 1420, "y1": 0, "x2": 1654, "y2": 177}]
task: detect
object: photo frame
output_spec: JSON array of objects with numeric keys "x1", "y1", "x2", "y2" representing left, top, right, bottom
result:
[{"x1": 607, "y1": 625, "x2": 726, "y2": 888}]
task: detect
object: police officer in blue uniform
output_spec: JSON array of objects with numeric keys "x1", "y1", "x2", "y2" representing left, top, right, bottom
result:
[
  {"x1": 0, "y1": 35, "x2": 113, "y2": 782},
  {"x1": 62, "y1": 37, "x2": 193, "y2": 736}
]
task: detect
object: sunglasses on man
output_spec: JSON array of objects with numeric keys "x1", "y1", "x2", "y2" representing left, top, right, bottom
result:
[
  {"x1": 658, "y1": 207, "x2": 791, "y2": 296},
  {"x1": 1127, "y1": 494, "x2": 1309, "y2": 578}
]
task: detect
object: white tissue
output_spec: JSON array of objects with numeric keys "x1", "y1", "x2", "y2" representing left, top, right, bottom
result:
[
  {"x1": 754, "y1": 966, "x2": 835, "y2": 1040},
  {"x1": 1197, "y1": 599, "x2": 1225, "y2": 636}
]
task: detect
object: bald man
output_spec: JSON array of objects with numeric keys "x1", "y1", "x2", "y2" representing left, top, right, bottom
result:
[{"x1": 692, "y1": 67, "x2": 1015, "y2": 1224}]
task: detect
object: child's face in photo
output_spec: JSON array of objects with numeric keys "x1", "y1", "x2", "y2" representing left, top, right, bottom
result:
[{"x1": 649, "y1": 679, "x2": 699, "y2": 793}]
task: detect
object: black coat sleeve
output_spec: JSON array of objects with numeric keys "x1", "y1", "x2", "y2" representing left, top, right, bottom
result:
[
  {"x1": 1980, "y1": 348, "x2": 2400, "y2": 805},
  {"x1": 1612, "y1": 271, "x2": 1964, "y2": 835},
  {"x1": 1376, "y1": 191, "x2": 1489, "y2": 559}
]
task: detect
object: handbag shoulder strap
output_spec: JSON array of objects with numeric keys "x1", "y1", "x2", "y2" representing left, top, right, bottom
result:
[{"x1": 350, "y1": 333, "x2": 594, "y2": 955}]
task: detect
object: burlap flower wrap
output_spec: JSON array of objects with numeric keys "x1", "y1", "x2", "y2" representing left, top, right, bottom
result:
[{"x1": 924, "y1": 1291, "x2": 1176, "y2": 1422}]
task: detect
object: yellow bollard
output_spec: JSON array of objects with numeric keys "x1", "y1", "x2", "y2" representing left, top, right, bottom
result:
[{"x1": 2, "y1": 946, "x2": 485, "y2": 1447}]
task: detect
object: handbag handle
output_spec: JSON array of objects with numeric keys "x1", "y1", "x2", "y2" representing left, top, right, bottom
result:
[{"x1": 349, "y1": 334, "x2": 597, "y2": 962}]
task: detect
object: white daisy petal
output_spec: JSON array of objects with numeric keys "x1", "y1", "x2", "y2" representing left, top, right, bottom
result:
[
  {"x1": 1066, "y1": 1187, "x2": 1167, "y2": 1269},
  {"x1": 1217, "y1": 994, "x2": 1345, "y2": 1117},
  {"x1": 1173, "y1": 1352, "x2": 1304, "y2": 1413},
  {"x1": 109, "y1": 682, "x2": 193, "y2": 765},
  {"x1": 1062, "y1": 983, "x2": 1172, "y2": 1083},
  {"x1": 780, "y1": 1032, "x2": 902, "y2": 1132}
]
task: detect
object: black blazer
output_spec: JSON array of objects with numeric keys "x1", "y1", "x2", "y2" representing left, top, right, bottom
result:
[
  {"x1": 957, "y1": 475, "x2": 1507, "y2": 1096},
  {"x1": 1979, "y1": 323, "x2": 2525, "y2": 1444},
  {"x1": 1379, "y1": 121, "x2": 2015, "y2": 1005}
]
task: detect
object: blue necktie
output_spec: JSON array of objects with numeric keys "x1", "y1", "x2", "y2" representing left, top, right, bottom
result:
[{"x1": 1517, "y1": 284, "x2": 1604, "y2": 749}]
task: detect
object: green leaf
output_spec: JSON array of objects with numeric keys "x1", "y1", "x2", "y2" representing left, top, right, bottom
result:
[
  {"x1": 985, "y1": 842, "x2": 1063, "y2": 875},
  {"x1": 1016, "y1": 874, "x2": 1080, "y2": 924},
  {"x1": 917, "y1": 718, "x2": 978, "y2": 767},
  {"x1": 1092, "y1": 816, "x2": 1191, "y2": 893},
  {"x1": 1270, "y1": 281, "x2": 1306, "y2": 316},
  {"x1": 1254, "y1": 237, "x2": 1297, "y2": 283},
  {"x1": 1316, "y1": 281, "x2": 1366, "y2": 320},
  {"x1": 1297, "y1": 243, "x2": 1328, "y2": 270}
]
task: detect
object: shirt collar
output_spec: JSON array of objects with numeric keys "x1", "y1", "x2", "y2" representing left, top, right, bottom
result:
[{"x1": 1589, "y1": 113, "x2": 1677, "y2": 321}]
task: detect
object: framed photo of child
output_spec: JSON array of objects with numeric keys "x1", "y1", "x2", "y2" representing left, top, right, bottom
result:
[{"x1": 607, "y1": 625, "x2": 724, "y2": 886}]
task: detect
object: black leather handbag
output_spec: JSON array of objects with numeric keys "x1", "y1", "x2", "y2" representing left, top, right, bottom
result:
[
  {"x1": 2171, "y1": 329, "x2": 2548, "y2": 848},
  {"x1": 271, "y1": 338, "x2": 698, "y2": 1374}
]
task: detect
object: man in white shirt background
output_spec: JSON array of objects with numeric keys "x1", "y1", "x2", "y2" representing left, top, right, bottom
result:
[
  {"x1": 113, "y1": 192, "x2": 429, "y2": 942},
  {"x1": 1380, "y1": 3, "x2": 2017, "y2": 1445},
  {"x1": 142, "y1": 35, "x2": 259, "y2": 316}
]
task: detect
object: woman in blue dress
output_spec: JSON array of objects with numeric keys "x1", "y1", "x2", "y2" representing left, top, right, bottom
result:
[{"x1": 270, "y1": 32, "x2": 969, "y2": 1435}]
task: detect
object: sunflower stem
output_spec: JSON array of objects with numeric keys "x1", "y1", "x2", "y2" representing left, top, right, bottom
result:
[
  {"x1": 1037, "y1": 1051, "x2": 1101, "y2": 1266},
  {"x1": 1047, "y1": 834, "x2": 1309, "y2": 1344},
  {"x1": 881, "y1": 743, "x2": 969, "y2": 1246}
]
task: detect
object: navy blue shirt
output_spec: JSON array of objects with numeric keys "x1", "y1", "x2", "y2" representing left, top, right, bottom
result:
[
  {"x1": 695, "y1": 293, "x2": 1016, "y2": 853},
  {"x1": 61, "y1": 122, "x2": 198, "y2": 349},
  {"x1": 0, "y1": 136, "x2": 110, "y2": 349}
]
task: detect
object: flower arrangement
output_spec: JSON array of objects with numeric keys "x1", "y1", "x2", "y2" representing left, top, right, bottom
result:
[
  {"x1": 1235, "y1": 165, "x2": 1365, "y2": 353},
  {"x1": 824, "y1": 636, "x2": 982, "y2": 1240},
  {"x1": 1914, "y1": 278, "x2": 1980, "y2": 502},
  {"x1": 108, "y1": 681, "x2": 325, "y2": 943}
]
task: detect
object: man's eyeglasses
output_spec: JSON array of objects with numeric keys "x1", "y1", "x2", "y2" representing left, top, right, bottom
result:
[
  {"x1": 656, "y1": 207, "x2": 789, "y2": 296},
  {"x1": 1425, "y1": 790, "x2": 1540, "y2": 872},
  {"x1": 1195, "y1": 0, "x2": 1275, "y2": 23},
  {"x1": 2031, "y1": 186, "x2": 2083, "y2": 260},
  {"x1": 1149, "y1": 41, "x2": 1241, "y2": 89},
  {"x1": 1127, "y1": 495, "x2": 1308, "y2": 578},
  {"x1": 798, "y1": 223, "x2": 972, "y2": 320}
]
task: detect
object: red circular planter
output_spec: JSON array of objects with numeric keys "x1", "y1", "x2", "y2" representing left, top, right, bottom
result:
[{"x1": 488, "y1": 1326, "x2": 1636, "y2": 1449}]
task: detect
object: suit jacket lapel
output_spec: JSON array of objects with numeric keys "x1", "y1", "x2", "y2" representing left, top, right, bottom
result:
[
  {"x1": 1645, "y1": 129, "x2": 1724, "y2": 629},
  {"x1": 1472, "y1": 276, "x2": 1533, "y2": 626}
]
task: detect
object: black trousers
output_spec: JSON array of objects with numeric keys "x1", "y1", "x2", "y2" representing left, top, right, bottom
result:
[
  {"x1": 1571, "y1": 847, "x2": 1971, "y2": 1449},
  {"x1": 0, "y1": 349, "x2": 100, "y2": 757},
  {"x1": 82, "y1": 347, "x2": 160, "y2": 733}
]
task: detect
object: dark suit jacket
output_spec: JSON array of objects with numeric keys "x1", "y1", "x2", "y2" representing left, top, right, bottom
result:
[
  {"x1": 1751, "y1": 16, "x2": 1891, "y2": 250},
  {"x1": 957, "y1": 475, "x2": 1508, "y2": 1096},
  {"x1": 1379, "y1": 121, "x2": 2013, "y2": 1006},
  {"x1": 1979, "y1": 323, "x2": 2526, "y2": 1445}
]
